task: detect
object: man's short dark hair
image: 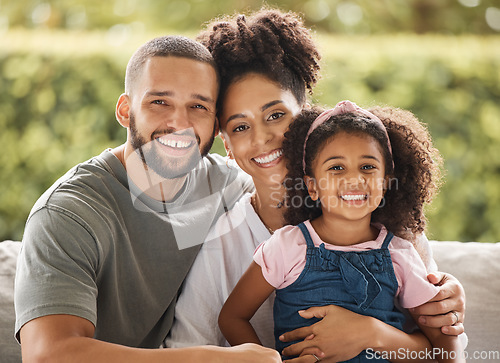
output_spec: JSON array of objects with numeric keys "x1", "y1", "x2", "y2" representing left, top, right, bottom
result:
[{"x1": 125, "y1": 35, "x2": 217, "y2": 96}]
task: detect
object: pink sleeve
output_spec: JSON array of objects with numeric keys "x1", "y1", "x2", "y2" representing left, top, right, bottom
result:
[
  {"x1": 390, "y1": 238, "x2": 440, "y2": 309},
  {"x1": 253, "y1": 225, "x2": 307, "y2": 290}
]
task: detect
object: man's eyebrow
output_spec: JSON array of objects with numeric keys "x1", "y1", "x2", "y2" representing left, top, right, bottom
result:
[
  {"x1": 144, "y1": 91, "x2": 215, "y2": 105},
  {"x1": 261, "y1": 100, "x2": 283, "y2": 112},
  {"x1": 193, "y1": 93, "x2": 215, "y2": 104}
]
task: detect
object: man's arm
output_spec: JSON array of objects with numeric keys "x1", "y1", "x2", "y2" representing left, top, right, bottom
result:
[{"x1": 20, "y1": 315, "x2": 281, "y2": 363}]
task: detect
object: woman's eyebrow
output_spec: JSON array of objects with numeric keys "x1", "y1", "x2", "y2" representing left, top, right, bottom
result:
[
  {"x1": 226, "y1": 113, "x2": 246, "y2": 124},
  {"x1": 261, "y1": 100, "x2": 283, "y2": 112}
]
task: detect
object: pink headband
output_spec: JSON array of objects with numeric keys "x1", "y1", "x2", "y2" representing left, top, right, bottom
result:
[{"x1": 302, "y1": 100, "x2": 393, "y2": 173}]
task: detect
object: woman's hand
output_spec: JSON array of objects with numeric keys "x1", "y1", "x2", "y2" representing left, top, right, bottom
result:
[
  {"x1": 410, "y1": 271, "x2": 466, "y2": 335},
  {"x1": 279, "y1": 305, "x2": 374, "y2": 363}
]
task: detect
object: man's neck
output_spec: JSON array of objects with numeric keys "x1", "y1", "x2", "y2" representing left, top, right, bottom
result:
[{"x1": 111, "y1": 144, "x2": 188, "y2": 203}]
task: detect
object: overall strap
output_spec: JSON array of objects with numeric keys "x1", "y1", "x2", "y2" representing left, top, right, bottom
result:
[
  {"x1": 297, "y1": 222, "x2": 315, "y2": 249},
  {"x1": 381, "y1": 231, "x2": 394, "y2": 249}
]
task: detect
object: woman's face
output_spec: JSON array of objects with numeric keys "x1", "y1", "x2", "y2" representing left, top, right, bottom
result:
[{"x1": 219, "y1": 73, "x2": 302, "y2": 188}]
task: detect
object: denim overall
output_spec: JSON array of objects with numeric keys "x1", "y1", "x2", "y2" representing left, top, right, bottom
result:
[{"x1": 273, "y1": 222, "x2": 406, "y2": 362}]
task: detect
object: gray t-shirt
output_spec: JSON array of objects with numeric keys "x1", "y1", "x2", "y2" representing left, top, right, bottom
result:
[{"x1": 14, "y1": 149, "x2": 252, "y2": 348}]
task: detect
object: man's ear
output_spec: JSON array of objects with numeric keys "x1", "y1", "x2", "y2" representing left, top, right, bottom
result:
[
  {"x1": 116, "y1": 93, "x2": 131, "y2": 128},
  {"x1": 304, "y1": 175, "x2": 318, "y2": 201},
  {"x1": 220, "y1": 133, "x2": 234, "y2": 159}
]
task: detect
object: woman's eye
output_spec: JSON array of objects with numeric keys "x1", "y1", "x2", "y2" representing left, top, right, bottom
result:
[
  {"x1": 268, "y1": 112, "x2": 285, "y2": 121},
  {"x1": 233, "y1": 125, "x2": 249, "y2": 133}
]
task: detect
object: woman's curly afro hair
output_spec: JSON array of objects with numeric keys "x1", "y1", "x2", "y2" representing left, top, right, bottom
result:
[{"x1": 197, "y1": 7, "x2": 321, "y2": 113}]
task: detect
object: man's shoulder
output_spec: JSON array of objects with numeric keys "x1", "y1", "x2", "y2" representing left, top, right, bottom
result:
[{"x1": 28, "y1": 150, "x2": 125, "y2": 220}]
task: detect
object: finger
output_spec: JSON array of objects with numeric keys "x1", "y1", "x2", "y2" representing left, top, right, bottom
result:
[
  {"x1": 282, "y1": 340, "x2": 313, "y2": 357},
  {"x1": 298, "y1": 347, "x2": 325, "y2": 358},
  {"x1": 418, "y1": 311, "x2": 462, "y2": 328},
  {"x1": 411, "y1": 298, "x2": 452, "y2": 316},
  {"x1": 442, "y1": 322, "x2": 465, "y2": 336},
  {"x1": 427, "y1": 271, "x2": 446, "y2": 286},
  {"x1": 280, "y1": 326, "x2": 314, "y2": 342},
  {"x1": 297, "y1": 306, "x2": 328, "y2": 319}
]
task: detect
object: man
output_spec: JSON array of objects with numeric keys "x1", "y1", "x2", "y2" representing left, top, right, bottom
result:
[{"x1": 14, "y1": 35, "x2": 281, "y2": 362}]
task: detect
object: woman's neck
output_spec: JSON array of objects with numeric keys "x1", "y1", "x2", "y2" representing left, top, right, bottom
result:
[
  {"x1": 251, "y1": 182, "x2": 286, "y2": 234},
  {"x1": 311, "y1": 215, "x2": 378, "y2": 246}
]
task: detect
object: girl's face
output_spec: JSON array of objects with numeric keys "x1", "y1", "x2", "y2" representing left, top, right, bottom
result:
[
  {"x1": 305, "y1": 132, "x2": 388, "y2": 223},
  {"x1": 219, "y1": 73, "x2": 302, "y2": 188}
]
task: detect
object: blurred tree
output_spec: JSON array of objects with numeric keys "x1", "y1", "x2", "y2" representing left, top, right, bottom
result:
[{"x1": 1, "y1": 0, "x2": 499, "y2": 34}]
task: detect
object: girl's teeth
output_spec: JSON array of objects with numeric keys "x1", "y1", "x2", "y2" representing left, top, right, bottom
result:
[
  {"x1": 341, "y1": 194, "x2": 366, "y2": 201},
  {"x1": 254, "y1": 150, "x2": 283, "y2": 164}
]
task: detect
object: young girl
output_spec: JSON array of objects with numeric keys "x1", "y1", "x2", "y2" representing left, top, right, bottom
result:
[{"x1": 219, "y1": 100, "x2": 464, "y2": 362}]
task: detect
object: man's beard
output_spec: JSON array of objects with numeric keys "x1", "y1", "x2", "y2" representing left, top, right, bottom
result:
[{"x1": 129, "y1": 111, "x2": 216, "y2": 179}]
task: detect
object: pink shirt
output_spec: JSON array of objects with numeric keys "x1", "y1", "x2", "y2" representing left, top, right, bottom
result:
[{"x1": 254, "y1": 221, "x2": 439, "y2": 309}]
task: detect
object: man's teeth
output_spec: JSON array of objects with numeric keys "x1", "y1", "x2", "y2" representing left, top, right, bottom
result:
[
  {"x1": 341, "y1": 194, "x2": 366, "y2": 201},
  {"x1": 254, "y1": 150, "x2": 283, "y2": 164},
  {"x1": 157, "y1": 138, "x2": 192, "y2": 148}
]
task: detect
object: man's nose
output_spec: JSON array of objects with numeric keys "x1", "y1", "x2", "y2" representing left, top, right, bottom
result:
[{"x1": 167, "y1": 108, "x2": 192, "y2": 131}]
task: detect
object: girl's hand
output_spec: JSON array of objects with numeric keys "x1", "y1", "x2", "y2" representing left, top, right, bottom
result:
[
  {"x1": 410, "y1": 271, "x2": 466, "y2": 335},
  {"x1": 280, "y1": 305, "x2": 373, "y2": 363}
]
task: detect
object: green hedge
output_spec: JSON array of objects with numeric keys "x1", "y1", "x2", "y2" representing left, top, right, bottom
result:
[{"x1": 1, "y1": 31, "x2": 499, "y2": 242}]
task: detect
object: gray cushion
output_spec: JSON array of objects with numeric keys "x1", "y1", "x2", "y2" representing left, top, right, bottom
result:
[
  {"x1": 0, "y1": 241, "x2": 22, "y2": 363},
  {"x1": 430, "y1": 241, "x2": 500, "y2": 356}
]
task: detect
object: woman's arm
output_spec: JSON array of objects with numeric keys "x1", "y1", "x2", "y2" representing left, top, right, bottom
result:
[
  {"x1": 279, "y1": 305, "x2": 435, "y2": 363},
  {"x1": 411, "y1": 272, "x2": 466, "y2": 335},
  {"x1": 218, "y1": 261, "x2": 275, "y2": 346}
]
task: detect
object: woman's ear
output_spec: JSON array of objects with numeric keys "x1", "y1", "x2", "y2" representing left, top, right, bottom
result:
[
  {"x1": 220, "y1": 133, "x2": 234, "y2": 159},
  {"x1": 116, "y1": 94, "x2": 131, "y2": 128},
  {"x1": 304, "y1": 175, "x2": 318, "y2": 201}
]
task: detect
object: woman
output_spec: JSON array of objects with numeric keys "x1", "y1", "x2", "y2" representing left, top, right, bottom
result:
[{"x1": 167, "y1": 8, "x2": 465, "y2": 362}]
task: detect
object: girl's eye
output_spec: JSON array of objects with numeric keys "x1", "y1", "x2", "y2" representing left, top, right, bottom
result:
[
  {"x1": 361, "y1": 165, "x2": 376, "y2": 170},
  {"x1": 329, "y1": 165, "x2": 344, "y2": 171},
  {"x1": 268, "y1": 112, "x2": 285, "y2": 121},
  {"x1": 233, "y1": 125, "x2": 249, "y2": 133}
]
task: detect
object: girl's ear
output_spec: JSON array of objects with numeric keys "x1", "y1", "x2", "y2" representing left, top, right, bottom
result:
[
  {"x1": 220, "y1": 133, "x2": 234, "y2": 159},
  {"x1": 116, "y1": 94, "x2": 131, "y2": 128},
  {"x1": 304, "y1": 175, "x2": 318, "y2": 201}
]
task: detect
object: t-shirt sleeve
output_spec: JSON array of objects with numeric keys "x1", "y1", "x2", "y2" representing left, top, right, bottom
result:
[
  {"x1": 14, "y1": 207, "x2": 100, "y2": 341},
  {"x1": 253, "y1": 226, "x2": 307, "y2": 289},
  {"x1": 390, "y1": 238, "x2": 440, "y2": 309}
]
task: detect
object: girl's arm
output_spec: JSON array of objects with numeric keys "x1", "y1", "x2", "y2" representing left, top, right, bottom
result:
[
  {"x1": 218, "y1": 261, "x2": 275, "y2": 346},
  {"x1": 410, "y1": 310, "x2": 465, "y2": 363},
  {"x1": 279, "y1": 305, "x2": 435, "y2": 363}
]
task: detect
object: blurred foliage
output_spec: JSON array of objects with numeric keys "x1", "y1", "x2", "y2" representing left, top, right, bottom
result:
[
  {"x1": 1, "y1": 0, "x2": 500, "y2": 35},
  {"x1": 1, "y1": 31, "x2": 499, "y2": 243}
]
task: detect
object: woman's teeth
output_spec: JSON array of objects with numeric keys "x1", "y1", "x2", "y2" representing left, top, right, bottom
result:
[{"x1": 253, "y1": 149, "x2": 283, "y2": 164}]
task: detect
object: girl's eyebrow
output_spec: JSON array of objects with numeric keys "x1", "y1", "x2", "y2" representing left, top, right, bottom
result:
[{"x1": 322, "y1": 155, "x2": 381, "y2": 165}]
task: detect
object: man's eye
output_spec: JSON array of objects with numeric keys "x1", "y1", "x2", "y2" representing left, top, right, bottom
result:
[
  {"x1": 152, "y1": 100, "x2": 165, "y2": 105},
  {"x1": 193, "y1": 104, "x2": 208, "y2": 110}
]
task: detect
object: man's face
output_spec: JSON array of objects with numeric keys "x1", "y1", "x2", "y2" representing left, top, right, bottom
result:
[{"x1": 126, "y1": 56, "x2": 218, "y2": 179}]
